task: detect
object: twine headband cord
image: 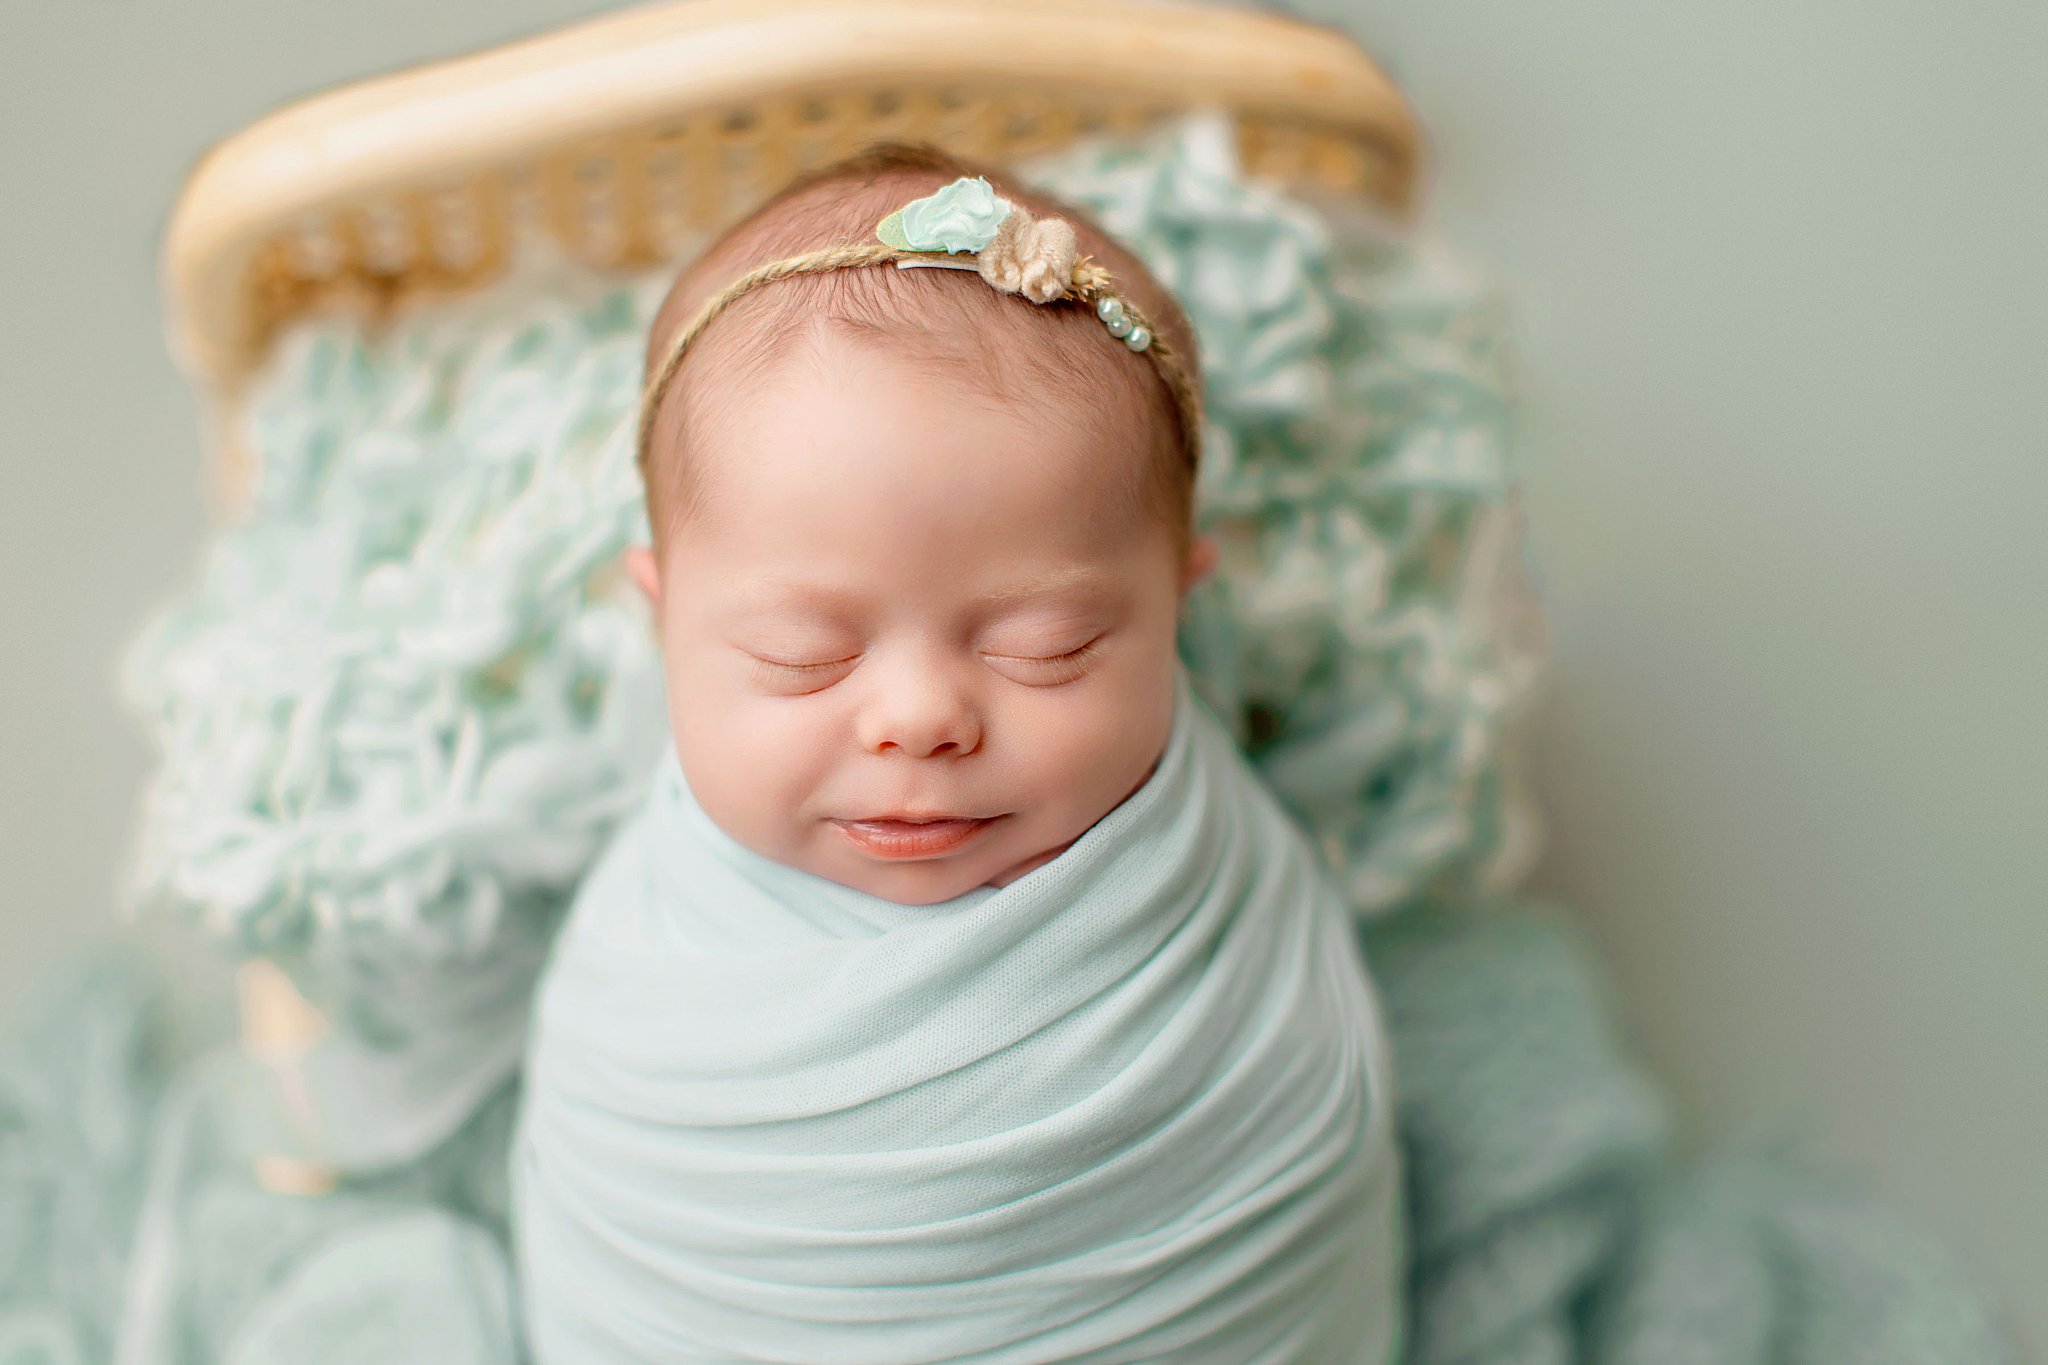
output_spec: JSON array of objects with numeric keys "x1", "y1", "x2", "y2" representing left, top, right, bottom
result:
[{"x1": 634, "y1": 176, "x2": 1204, "y2": 481}]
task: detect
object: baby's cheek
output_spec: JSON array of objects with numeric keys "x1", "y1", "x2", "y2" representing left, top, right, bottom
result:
[{"x1": 747, "y1": 708, "x2": 845, "y2": 810}]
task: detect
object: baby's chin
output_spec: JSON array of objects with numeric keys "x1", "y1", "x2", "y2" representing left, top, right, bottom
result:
[{"x1": 809, "y1": 827, "x2": 1071, "y2": 906}]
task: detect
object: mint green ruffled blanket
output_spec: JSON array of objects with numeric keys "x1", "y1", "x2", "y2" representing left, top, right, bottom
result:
[{"x1": 514, "y1": 664, "x2": 1404, "y2": 1362}]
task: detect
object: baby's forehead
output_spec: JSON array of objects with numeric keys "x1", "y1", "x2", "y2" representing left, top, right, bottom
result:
[
  {"x1": 688, "y1": 297, "x2": 1157, "y2": 465},
  {"x1": 661, "y1": 347, "x2": 1160, "y2": 586}
]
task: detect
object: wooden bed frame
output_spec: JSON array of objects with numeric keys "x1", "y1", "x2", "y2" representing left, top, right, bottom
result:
[{"x1": 164, "y1": 0, "x2": 1419, "y2": 507}]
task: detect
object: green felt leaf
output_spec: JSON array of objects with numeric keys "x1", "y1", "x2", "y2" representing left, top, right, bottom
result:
[{"x1": 875, "y1": 209, "x2": 912, "y2": 251}]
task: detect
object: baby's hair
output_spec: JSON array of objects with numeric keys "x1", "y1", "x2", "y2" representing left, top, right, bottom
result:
[{"x1": 636, "y1": 140, "x2": 1206, "y2": 565}]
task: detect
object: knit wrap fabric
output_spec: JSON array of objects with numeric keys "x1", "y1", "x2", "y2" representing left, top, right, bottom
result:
[{"x1": 511, "y1": 664, "x2": 1404, "y2": 1364}]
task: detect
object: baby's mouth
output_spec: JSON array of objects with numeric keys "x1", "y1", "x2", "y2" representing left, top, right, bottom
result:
[{"x1": 832, "y1": 814, "x2": 1006, "y2": 860}]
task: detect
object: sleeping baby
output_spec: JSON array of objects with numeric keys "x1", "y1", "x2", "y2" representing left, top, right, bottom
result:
[{"x1": 511, "y1": 141, "x2": 1405, "y2": 1363}]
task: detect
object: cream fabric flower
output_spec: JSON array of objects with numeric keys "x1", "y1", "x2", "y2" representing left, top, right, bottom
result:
[{"x1": 975, "y1": 209, "x2": 1079, "y2": 303}]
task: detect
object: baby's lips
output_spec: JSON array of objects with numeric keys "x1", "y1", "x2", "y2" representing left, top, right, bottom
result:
[{"x1": 832, "y1": 814, "x2": 1006, "y2": 859}]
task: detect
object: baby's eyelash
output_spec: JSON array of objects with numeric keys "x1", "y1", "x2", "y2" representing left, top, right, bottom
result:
[
  {"x1": 992, "y1": 639, "x2": 1103, "y2": 684},
  {"x1": 758, "y1": 656, "x2": 854, "y2": 671},
  {"x1": 747, "y1": 654, "x2": 858, "y2": 688},
  {"x1": 746, "y1": 641, "x2": 1104, "y2": 690}
]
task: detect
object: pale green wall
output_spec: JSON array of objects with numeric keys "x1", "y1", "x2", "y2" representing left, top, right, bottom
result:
[
  {"x1": 1280, "y1": 0, "x2": 2047, "y2": 1350},
  {"x1": 2, "y1": 0, "x2": 2040, "y2": 1351}
]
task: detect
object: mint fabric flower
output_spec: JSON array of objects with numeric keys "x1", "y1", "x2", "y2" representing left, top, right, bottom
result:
[{"x1": 876, "y1": 176, "x2": 1014, "y2": 253}]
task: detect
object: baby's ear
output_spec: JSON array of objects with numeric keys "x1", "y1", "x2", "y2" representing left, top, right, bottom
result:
[
  {"x1": 625, "y1": 545, "x2": 663, "y2": 610},
  {"x1": 1180, "y1": 533, "x2": 1219, "y2": 595}
]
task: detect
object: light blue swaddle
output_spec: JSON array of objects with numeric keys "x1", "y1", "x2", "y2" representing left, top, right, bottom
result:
[{"x1": 512, "y1": 663, "x2": 1405, "y2": 1364}]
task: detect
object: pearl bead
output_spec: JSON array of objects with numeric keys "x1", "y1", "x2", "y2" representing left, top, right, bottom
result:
[
  {"x1": 1096, "y1": 295, "x2": 1126, "y2": 324},
  {"x1": 1105, "y1": 314, "x2": 1133, "y2": 339},
  {"x1": 1124, "y1": 325, "x2": 1152, "y2": 352}
]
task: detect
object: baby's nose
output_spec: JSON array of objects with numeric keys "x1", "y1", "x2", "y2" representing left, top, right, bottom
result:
[{"x1": 858, "y1": 670, "x2": 983, "y2": 759}]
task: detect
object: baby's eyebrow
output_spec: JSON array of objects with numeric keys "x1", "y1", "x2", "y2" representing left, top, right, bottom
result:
[{"x1": 733, "y1": 568, "x2": 1119, "y2": 613}]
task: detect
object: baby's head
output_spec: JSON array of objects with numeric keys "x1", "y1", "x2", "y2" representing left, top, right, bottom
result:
[{"x1": 625, "y1": 142, "x2": 1216, "y2": 905}]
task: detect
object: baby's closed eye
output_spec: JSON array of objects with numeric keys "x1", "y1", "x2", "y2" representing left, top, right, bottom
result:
[
  {"x1": 739, "y1": 635, "x2": 1107, "y2": 692},
  {"x1": 981, "y1": 637, "x2": 1104, "y2": 685}
]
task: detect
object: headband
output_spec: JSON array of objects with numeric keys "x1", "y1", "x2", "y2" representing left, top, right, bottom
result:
[{"x1": 634, "y1": 175, "x2": 1204, "y2": 482}]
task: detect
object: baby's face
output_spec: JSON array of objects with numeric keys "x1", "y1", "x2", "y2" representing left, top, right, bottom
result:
[{"x1": 628, "y1": 337, "x2": 1210, "y2": 905}]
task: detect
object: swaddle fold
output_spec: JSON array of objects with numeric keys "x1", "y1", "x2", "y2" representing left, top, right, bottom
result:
[{"x1": 512, "y1": 665, "x2": 1403, "y2": 1364}]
